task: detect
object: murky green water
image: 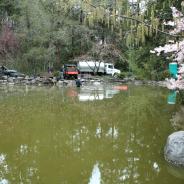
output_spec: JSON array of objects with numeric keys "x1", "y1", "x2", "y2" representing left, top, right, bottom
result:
[{"x1": 0, "y1": 84, "x2": 183, "y2": 184}]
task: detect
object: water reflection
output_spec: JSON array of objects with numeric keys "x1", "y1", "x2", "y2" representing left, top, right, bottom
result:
[
  {"x1": 170, "y1": 105, "x2": 184, "y2": 130},
  {"x1": 167, "y1": 164, "x2": 184, "y2": 180},
  {"x1": 106, "y1": 127, "x2": 118, "y2": 139},
  {"x1": 19, "y1": 144, "x2": 29, "y2": 155},
  {"x1": 78, "y1": 85, "x2": 120, "y2": 101},
  {"x1": 168, "y1": 91, "x2": 184, "y2": 130},
  {"x1": 88, "y1": 163, "x2": 101, "y2": 184},
  {"x1": 0, "y1": 84, "x2": 127, "y2": 102},
  {"x1": 78, "y1": 84, "x2": 127, "y2": 101},
  {"x1": 0, "y1": 154, "x2": 9, "y2": 184},
  {"x1": 0, "y1": 85, "x2": 183, "y2": 184},
  {"x1": 153, "y1": 162, "x2": 160, "y2": 173},
  {"x1": 0, "y1": 179, "x2": 9, "y2": 184},
  {"x1": 167, "y1": 91, "x2": 177, "y2": 104},
  {"x1": 65, "y1": 84, "x2": 123, "y2": 101}
]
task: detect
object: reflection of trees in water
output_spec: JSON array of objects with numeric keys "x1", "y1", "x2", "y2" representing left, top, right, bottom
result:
[
  {"x1": 0, "y1": 144, "x2": 40, "y2": 184},
  {"x1": 177, "y1": 91, "x2": 184, "y2": 105},
  {"x1": 170, "y1": 91, "x2": 184, "y2": 131},
  {"x1": 0, "y1": 153, "x2": 9, "y2": 183},
  {"x1": 94, "y1": 88, "x2": 165, "y2": 183},
  {"x1": 171, "y1": 106, "x2": 184, "y2": 130},
  {"x1": 0, "y1": 86, "x2": 176, "y2": 183}
]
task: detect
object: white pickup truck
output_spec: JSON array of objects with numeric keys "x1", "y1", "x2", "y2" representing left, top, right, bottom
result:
[{"x1": 77, "y1": 61, "x2": 121, "y2": 76}]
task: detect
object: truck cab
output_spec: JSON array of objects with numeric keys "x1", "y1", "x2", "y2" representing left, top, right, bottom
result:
[
  {"x1": 63, "y1": 64, "x2": 78, "y2": 79},
  {"x1": 105, "y1": 63, "x2": 121, "y2": 76}
]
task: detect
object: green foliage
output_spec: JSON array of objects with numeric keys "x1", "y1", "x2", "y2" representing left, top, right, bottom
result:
[
  {"x1": 19, "y1": 47, "x2": 53, "y2": 74},
  {"x1": 0, "y1": 0, "x2": 181, "y2": 79},
  {"x1": 124, "y1": 38, "x2": 171, "y2": 81},
  {"x1": 118, "y1": 71, "x2": 134, "y2": 79},
  {"x1": 0, "y1": 0, "x2": 21, "y2": 17},
  {"x1": 118, "y1": 72, "x2": 126, "y2": 79},
  {"x1": 53, "y1": 70, "x2": 60, "y2": 77},
  {"x1": 114, "y1": 59, "x2": 129, "y2": 72},
  {"x1": 0, "y1": 0, "x2": 95, "y2": 74}
]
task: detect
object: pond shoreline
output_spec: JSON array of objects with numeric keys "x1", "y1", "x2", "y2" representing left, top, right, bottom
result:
[
  {"x1": 0, "y1": 76, "x2": 171, "y2": 88},
  {"x1": 0, "y1": 75, "x2": 169, "y2": 88}
]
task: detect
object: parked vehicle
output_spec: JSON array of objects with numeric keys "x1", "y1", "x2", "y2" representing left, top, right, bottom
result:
[
  {"x1": 77, "y1": 61, "x2": 105, "y2": 74},
  {"x1": 0, "y1": 66, "x2": 25, "y2": 77},
  {"x1": 63, "y1": 64, "x2": 78, "y2": 79},
  {"x1": 104, "y1": 63, "x2": 121, "y2": 76},
  {"x1": 77, "y1": 61, "x2": 121, "y2": 76}
]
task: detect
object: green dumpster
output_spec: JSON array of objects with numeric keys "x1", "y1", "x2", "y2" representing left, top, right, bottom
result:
[{"x1": 169, "y1": 62, "x2": 178, "y2": 79}]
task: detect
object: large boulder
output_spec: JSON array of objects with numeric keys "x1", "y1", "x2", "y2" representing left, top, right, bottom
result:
[{"x1": 164, "y1": 131, "x2": 184, "y2": 167}]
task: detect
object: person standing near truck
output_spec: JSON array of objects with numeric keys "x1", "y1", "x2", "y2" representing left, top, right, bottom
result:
[
  {"x1": 60, "y1": 66, "x2": 64, "y2": 80},
  {"x1": 75, "y1": 78, "x2": 82, "y2": 87}
]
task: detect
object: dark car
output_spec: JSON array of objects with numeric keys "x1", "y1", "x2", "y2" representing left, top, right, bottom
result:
[{"x1": 0, "y1": 66, "x2": 25, "y2": 77}]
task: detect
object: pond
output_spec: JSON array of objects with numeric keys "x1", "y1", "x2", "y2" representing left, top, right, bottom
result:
[{"x1": 0, "y1": 84, "x2": 183, "y2": 184}]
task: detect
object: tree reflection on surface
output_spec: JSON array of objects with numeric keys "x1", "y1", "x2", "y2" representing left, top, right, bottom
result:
[
  {"x1": 88, "y1": 163, "x2": 101, "y2": 184},
  {"x1": 0, "y1": 85, "x2": 183, "y2": 184}
]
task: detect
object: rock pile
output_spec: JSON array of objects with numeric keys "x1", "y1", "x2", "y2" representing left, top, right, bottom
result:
[{"x1": 0, "y1": 75, "x2": 75, "y2": 87}]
